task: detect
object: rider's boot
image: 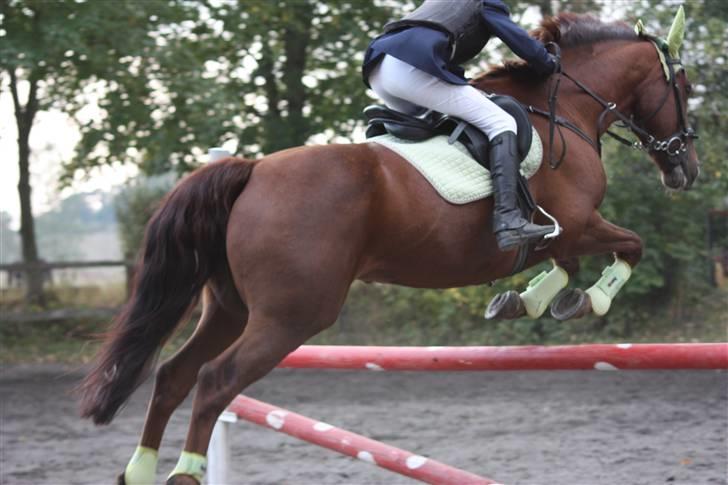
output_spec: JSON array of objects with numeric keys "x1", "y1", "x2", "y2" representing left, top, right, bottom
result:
[{"x1": 490, "y1": 131, "x2": 555, "y2": 252}]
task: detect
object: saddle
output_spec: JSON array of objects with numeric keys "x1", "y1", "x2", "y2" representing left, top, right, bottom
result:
[{"x1": 364, "y1": 95, "x2": 533, "y2": 169}]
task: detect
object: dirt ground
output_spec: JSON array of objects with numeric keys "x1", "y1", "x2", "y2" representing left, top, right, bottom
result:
[{"x1": 1, "y1": 364, "x2": 726, "y2": 485}]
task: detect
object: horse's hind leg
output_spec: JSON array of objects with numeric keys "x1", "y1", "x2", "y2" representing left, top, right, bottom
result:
[
  {"x1": 121, "y1": 286, "x2": 247, "y2": 485},
  {"x1": 166, "y1": 280, "x2": 349, "y2": 484}
]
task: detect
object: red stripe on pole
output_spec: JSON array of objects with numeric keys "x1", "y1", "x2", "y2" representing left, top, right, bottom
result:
[
  {"x1": 229, "y1": 395, "x2": 498, "y2": 485},
  {"x1": 279, "y1": 343, "x2": 728, "y2": 371}
]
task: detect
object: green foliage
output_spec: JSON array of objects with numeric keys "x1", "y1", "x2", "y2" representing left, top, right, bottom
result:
[
  {"x1": 1, "y1": 0, "x2": 196, "y2": 180},
  {"x1": 114, "y1": 173, "x2": 177, "y2": 259},
  {"x1": 36, "y1": 0, "x2": 401, "y2": 177}
]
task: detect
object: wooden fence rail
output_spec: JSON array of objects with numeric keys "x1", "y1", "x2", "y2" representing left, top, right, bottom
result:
[
  {"x1": 1, "y1": 260, "x2": 134, "y2": 323},
  {"x1": 0, "y1": 260, "x2": 134, "y2": 271}
]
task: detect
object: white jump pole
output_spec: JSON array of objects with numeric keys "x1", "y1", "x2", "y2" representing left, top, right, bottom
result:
[
  {"x1": 207, "y1": 411, "x2": 238, "y2": 484},
  {"x1": 208, "y1": 147, "x2": 232, "y2": 162}
]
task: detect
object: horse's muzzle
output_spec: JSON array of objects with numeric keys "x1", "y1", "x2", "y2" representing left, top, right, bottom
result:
[{"x1": 661, "y1": 166, "x2": 688, "y2": 190}]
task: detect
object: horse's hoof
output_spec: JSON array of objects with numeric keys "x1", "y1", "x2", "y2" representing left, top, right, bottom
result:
[
  {"x1": 117, "y1": 473, "x2": 126, "y2": 485},
  {"x1": 166, "y1": 475, "x2": 200, "y2": 485},
  {"x1": 550, "y1": 288, "x2": 592, "y2": 320},
  {"x1": 485, "y1": 290, "x2": 526, "y2": 320}
]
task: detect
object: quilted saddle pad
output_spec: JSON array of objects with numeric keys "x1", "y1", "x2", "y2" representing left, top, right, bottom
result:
[{"x1": 370, "y1": 128, "x2": 543, "y2": 205}]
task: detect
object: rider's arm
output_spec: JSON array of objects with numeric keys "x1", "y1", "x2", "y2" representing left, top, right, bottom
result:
[{"x1": 480, "y1": 0, "x2": 556, "y2": 75}]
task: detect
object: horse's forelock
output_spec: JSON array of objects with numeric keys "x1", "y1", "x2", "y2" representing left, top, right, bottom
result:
[
  {"x1": 547, "y1": 13, "x2": 636, "y2": 49},
  {"x1": 531, "y1": 15, "x2": 562, "y2": 44}
]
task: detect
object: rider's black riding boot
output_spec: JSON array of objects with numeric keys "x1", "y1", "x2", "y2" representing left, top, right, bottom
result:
[{"x1": 490, "y1": 131, "x2": 555, "y2": 252}]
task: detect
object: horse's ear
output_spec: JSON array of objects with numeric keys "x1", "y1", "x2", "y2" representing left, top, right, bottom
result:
[
  {"x1": 666, "y1": 5, "x2": 686, "y2": 58},
  {"x1": 634, "y1": 19, "x2": 647, "y2": 37}
]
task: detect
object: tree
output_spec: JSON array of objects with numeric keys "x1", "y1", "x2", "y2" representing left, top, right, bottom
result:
[
  {"x1": 512, "y1": 0, "x2": 601, "y2": 18},
  {"x1": 1, "y1": 0, "x2": 193, "y2": 304},
  {"x1": 63, "y1": 0, "x2": 399, "y2": 175},
  {"x1": 114, "y1": 173, "x2": 177, "y2": 261}
]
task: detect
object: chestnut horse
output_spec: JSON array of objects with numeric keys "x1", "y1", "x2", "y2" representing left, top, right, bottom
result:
[{"x1": 79, "y1": 13, "x2": 698, "y2": 485}]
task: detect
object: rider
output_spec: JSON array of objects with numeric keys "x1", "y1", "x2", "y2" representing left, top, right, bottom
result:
[{"x1": 363, "y1": 0, "x2": 559, "y2": 251}]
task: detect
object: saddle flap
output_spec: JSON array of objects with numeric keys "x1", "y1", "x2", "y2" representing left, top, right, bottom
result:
[{"x1": 490, "y1": 95, "x2": 533, "y2": 160}]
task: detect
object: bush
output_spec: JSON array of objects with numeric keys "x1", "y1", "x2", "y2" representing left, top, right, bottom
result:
[{"x1": 115, "y1": 173, "x2": 177, "y2": 259}]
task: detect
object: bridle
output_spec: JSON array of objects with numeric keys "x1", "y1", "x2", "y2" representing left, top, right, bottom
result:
[{"x1": 526, "y1": 40, "x2": 698, "y2": 174}]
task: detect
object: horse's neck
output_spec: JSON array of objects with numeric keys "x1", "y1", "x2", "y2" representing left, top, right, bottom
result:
[
  {"x1": 558, "y1": 41, "x2": 658, "y2": 136},
  {"x1": 480, "y1": 41, "x2": 658, "y2": 140}
]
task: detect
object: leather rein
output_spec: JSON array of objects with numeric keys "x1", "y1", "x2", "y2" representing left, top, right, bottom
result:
[{"x1": 523, "y1": 41, "x2": 698, "y2": 172}]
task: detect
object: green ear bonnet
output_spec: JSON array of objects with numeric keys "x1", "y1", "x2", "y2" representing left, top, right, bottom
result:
[{"x1": 634, "y1": 5, "x2": 685, "y2": 80}]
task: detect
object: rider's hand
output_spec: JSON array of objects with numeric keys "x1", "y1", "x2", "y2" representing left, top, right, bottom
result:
[{"x1": 547, "y1": 53, "x2": 561, "y2": 74}]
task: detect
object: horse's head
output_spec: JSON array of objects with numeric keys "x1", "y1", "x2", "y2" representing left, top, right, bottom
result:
[{"x1": 633, "y1": 8, "x2": 699, "y2": 190}]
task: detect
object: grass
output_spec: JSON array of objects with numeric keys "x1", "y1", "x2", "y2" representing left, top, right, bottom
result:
[
  {"x1": 1, "y1": 283, "x2": 128, "y2": 309},
  {"x1": 0, "y1": 283, "x2": 195, "y2": 364},
  {"x1": 1, "y1": 283, "x2": 726, "y2": 365},
  {"x1": 0, "y1": 313, "x2": 197, "y2": 365}
]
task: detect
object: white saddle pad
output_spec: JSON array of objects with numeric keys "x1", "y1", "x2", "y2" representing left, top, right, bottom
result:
[{"x1": 370, "y1": 128, "x2": 543, "y2": 204}]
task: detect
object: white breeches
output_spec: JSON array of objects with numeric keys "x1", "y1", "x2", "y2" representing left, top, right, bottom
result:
[{"x1": 368, "y1": 54, "x2": 517, "y2": 139}]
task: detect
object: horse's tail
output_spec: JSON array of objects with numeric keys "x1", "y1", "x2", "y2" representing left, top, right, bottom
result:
[{"x1": 78, "y1": 157, "x2": 255, "y2": 425}]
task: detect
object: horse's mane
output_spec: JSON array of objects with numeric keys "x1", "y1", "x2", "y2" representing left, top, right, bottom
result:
[{"x1": 475, "y1": 13, "x2": 639, "y2": 84}]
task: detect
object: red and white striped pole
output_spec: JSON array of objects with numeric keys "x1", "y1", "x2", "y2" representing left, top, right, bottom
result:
[
  {"x1": 227, "y1": 395, "x2": 498, "y2": 485},
  {"x1": 279, "y1": 343, "x2": 728, "y2": 371}
]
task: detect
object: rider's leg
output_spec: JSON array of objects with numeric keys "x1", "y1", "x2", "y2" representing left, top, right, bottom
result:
[
  {"x1": 368, "y1": 58, "x2": 422, "y2": 115},
  {"x1": 489, "y1": 131, "x2": 555, "y2": 251},
  {"x1": 368, "y1": 55, "x2": 554, "y2": 250},
  {"x1": 370, "y1": 55, "x2": 516, "y2": 134}
]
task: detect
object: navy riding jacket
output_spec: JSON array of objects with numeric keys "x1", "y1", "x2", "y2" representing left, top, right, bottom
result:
[{"x1": 362, "y1": 0, "x2": 554, "y2": 87}]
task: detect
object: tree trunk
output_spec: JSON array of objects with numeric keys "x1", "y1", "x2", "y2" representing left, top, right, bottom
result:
[
  {"x1": 533, "y1": 0, "x2": 554, "y2": 16},
  {"x1": 9, "y1": 68, "x2": 46, "y2": 307},
  {"x1": 258, "y1": 3, "x2": 314, "y2": 154},
  {"x1": 281, "y1": 2, "x2": 313, "y2": 147}
]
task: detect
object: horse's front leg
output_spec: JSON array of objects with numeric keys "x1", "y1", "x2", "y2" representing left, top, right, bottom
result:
[{"x1": 549, "y1": 211, "x2": 643, "y2": 320}]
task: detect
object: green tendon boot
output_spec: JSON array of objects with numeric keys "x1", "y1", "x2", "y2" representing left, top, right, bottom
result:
[
  {"x1": 168, "y1": 451, "x2": 207, "y2": 483},
  {"x1": 585, "y1": 259, "x2": 632, "y2": 315},
  {"x1": 489, "y1": 131, "x2": 555, "y2": 251},
  {"x1": 520, "y1": 263, "x2": 569, "y2": 318},
  {"x1": 124, "y1": 446, "x2": 158, "y2": 485}
]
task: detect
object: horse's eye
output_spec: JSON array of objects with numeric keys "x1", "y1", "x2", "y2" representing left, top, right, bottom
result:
[{"x1": 685, "y1": 83, "x2": 693, "y2": 96}]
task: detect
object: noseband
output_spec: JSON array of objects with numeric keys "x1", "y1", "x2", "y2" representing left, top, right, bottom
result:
[{"x1": 526, "y1": 41, "x2": 698, "y2": 173}]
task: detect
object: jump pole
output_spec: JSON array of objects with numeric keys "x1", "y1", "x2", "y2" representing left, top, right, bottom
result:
[
  {"x1": 223, "y1": 395, "x2": 497, "y2": 485},
  {"x1": 279, "y1": 343, "x2": 728, "y2": 371}
]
